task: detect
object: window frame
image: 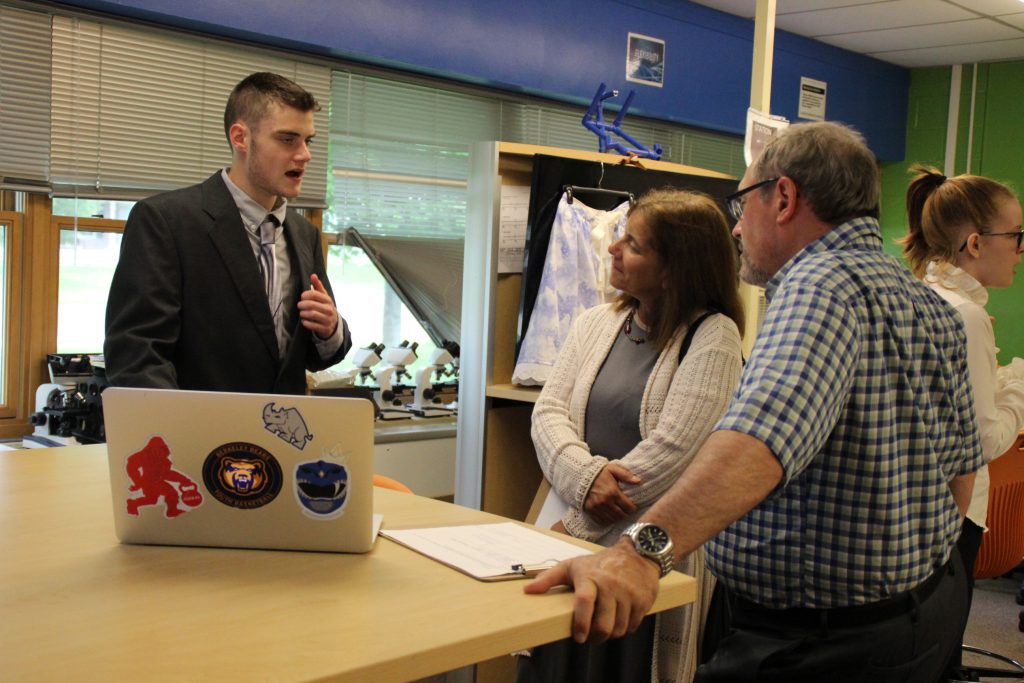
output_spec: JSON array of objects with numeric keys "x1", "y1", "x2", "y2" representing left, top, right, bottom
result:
[
  {"x1": 0, "y1": 211, "x2": 22, "y2": 420},
  {"x1": 51, "y1": 215, "x2": 127, "y2": 356}
]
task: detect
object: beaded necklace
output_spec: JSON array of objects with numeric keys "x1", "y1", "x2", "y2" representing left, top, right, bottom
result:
[{"x1": 622, "y1": 309, "x2": 646, "y2": 344}]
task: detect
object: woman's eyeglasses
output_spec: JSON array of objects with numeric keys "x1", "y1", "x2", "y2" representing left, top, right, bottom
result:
[{"x1": 958, "y1": 227, "x2": 1024, "y2": 252}]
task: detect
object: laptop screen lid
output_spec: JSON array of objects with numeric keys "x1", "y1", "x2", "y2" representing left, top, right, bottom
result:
[{"x1": 103, "y1": 387, "x2": 376, "y2": 553}]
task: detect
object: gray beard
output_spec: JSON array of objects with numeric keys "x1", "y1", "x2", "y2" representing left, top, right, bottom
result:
[{"x1": 739, "y1": 253, "x2": 772, "y2": 287}]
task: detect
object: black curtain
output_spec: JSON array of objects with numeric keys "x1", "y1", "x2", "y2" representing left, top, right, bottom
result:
[{"x1": 517, "y1": 155, "x2": 738, "y2": 356}]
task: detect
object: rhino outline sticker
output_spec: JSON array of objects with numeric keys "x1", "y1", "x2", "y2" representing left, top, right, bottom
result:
[{"x1": 262, "y1": 402, "x2": 313, "y2": 450}]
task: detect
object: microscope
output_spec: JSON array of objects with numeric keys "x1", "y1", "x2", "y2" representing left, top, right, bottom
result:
[
  {"x1": 352, "y1": 343, "x2": 385, "y2": 386},
  {"x1": 25, "y1": 354, "x2": 108, "y2": 447},
  {"x1": 374, "y1": 341, "x2": 418, "y2": 420},
  {"x1": 409, "y1": 347, "x2": 458, "y2": 417}
]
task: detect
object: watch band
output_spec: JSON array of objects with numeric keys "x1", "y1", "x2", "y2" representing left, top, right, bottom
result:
[{"x1": 622, "y1": 522, "x2": 674, "y2": 577}]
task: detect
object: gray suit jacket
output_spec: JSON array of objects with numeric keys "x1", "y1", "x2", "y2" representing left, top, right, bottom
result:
[{"x1": 105, "y1": 172, "x2": 351, "y2": 394}]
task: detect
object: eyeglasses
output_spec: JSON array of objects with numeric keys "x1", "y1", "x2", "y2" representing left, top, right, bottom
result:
[
  {"x1": 958, "y1": 227, "x2": 1024, "y2": 252},
  {"x1": 725, "y1": 177, "x2": 780, "y2": 221}
]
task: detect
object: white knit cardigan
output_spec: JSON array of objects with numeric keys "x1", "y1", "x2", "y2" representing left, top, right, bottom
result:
[{"x1": 531, "y1": 303, "x2": 743, "y2": 683}]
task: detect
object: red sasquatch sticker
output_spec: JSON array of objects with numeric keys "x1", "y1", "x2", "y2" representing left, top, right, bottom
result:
[{"x1": 125, "y1": 436, "x2": 203, "y2": 518}]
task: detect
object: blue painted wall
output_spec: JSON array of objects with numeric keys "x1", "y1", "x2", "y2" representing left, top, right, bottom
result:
[{"x1": 52, "y1": 0, "x2": 910, "y2": 160}]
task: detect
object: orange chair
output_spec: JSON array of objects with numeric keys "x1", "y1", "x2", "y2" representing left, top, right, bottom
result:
[
  {"x1": 372, "y1": 474, "x2": 413, "y2": 494},
  {"x1": 973, "y1": 435, "x2": 1024, "y2": 580},
  {"x1": 960, "y1": 435, "x2": 1024, "y2": 678}
]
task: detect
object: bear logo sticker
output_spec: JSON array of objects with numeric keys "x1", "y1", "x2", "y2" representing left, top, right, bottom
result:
[{"x1": 202, "y1": 442, "x2": 282, "y2": 509}]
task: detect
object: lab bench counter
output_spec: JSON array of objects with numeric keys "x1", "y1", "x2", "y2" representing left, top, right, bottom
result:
[
  {"x1": 0, "y1": 444, "x2": 696, "y2": 682},
  {"x1": 374, "y1": 416, "x2": 457, "y2": 499}
]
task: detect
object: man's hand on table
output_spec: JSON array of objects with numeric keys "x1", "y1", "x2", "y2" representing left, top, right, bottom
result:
[{"x1": 523, "y1": 538, "x2": 661, "y2": 643}]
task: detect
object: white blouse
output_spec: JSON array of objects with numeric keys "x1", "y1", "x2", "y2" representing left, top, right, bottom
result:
[
  {"x1": 512, "y1": 196, "x2": 629, "y2": 386},
  {"x1": 925, "y1": 261, "x2": 1024, "y2": 528}
]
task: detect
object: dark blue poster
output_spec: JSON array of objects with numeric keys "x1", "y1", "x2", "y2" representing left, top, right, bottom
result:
[{"x1": 626, "y1": 33, "x2": 665, "y2": 88}]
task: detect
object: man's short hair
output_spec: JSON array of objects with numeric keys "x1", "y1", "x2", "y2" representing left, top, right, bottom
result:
[
  {"x1": 752, "y1": 121, "x2": 880, "y2": 225},
  {"x1": 223, "y1": 72, "x2": 321, "y2": 142}
]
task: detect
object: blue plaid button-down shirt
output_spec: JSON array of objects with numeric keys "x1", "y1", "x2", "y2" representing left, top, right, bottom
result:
[{"x1": 708, "y1": 217, "x2": 983, "y2": 609}]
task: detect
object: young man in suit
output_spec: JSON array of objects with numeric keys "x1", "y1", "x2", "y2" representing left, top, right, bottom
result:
[{"x1": 105, "y1": 72, "x2": 351, "y2": 394}]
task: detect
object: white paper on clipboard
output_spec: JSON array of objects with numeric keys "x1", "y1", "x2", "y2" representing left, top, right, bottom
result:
[{"x1": 381, "y1": 521, "x2": 591, "y2": 581}]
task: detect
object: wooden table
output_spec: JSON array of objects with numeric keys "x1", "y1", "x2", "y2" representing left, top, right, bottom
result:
[{"x1": 0, "y1": 445, "x2": 694, "y2": 682}]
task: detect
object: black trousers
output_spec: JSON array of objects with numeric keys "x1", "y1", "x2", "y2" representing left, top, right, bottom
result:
[
  {"x1": 942, "y1": 519, "x2": 983, "y2": 677},
  {"x1": 515, "y1": 615, "x2": 655, "y2": 683},
  {"x1": 957, "y1": 518, "x2": 984, "y2": 607},
  {"x1": 696, "y1": 549, "x2": 968, "y2": 683}
]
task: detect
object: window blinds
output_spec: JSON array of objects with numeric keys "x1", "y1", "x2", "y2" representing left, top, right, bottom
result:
[
  {"x1": 330, "y1": 70, "x2": 743, "y2": 238},
  {"x1": 0, "y1": 6, "x2": 51, "y2": 191},
  {"x1": 330, "y1": 71, "x2": 496, "y2": 239},
  {"x1": 50, "y1": 15, "x2": 331, "y2": 206},
  {"x1": 329, "y1": 70, "x2": 743, "y2": 347}
]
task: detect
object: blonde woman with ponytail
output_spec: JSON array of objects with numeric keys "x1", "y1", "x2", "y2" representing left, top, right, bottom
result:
[{"x1": 901, "y1": 164, "x2": 1024, "y2": 676}]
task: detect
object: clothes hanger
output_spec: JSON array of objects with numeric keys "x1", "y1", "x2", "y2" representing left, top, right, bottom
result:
[
  {"x1": 562, "y1": 166, "x2": 636, "y2": 207},
  {"x1": 563, "y1": 184, "x2": 635, "y2": 206}
]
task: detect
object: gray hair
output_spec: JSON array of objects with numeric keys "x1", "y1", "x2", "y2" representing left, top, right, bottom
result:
[{"x1": 751, "y1": 121, "x2": 880, "y2": 225}]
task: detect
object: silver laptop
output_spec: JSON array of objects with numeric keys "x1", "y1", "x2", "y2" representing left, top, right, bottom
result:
[{"x1": 103, "y1": 387, "x2": 378, "y2": 553}]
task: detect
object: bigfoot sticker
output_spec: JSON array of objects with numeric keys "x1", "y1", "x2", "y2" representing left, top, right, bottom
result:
[
  {"x1": 125, "y1": 436, "x2": 203, "y2": 518},
  {"x1": 202, "y1": 442, "x2": 282, "y2": 510}
]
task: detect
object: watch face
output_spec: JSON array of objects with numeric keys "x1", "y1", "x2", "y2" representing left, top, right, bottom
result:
[{"x1": 637, "y1": 525, "x2": 670, "y2": 552}]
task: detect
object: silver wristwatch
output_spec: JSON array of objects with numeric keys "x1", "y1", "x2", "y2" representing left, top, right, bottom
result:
[{"x1": 622, "y1": 522, "x2": 675, "y2": 577}]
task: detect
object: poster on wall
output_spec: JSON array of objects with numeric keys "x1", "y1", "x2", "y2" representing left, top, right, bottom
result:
[
  {"x1": 626, "y1": 33, "x2": 665, "y2": 88},
  {"x1": 798, "y1": 77, "x2": 827, "y2": 121},
  {"x1": 745, "y1": 108, "x2": 790, "y2": 166}
]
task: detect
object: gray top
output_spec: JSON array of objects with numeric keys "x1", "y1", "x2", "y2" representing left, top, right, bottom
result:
[{"x1": 584, "y1": 315, "x2": 660, "y2": 460}]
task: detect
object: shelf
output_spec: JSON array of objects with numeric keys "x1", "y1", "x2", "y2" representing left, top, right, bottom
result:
[
  {"x1": 496, "y1": 141, "x2": 734, "y2": 179},
  {"x1": 485, "y1": 383, "x2": 541, "y2": 403},
  {"x1": 374, "y1": 417, "x2": 457, "y2": 443}
]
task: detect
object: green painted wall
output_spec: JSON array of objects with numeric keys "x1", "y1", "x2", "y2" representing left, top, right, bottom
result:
[
  {"x1": 879, "y1": 67, "x2": 949, "y2": 258},
  {"x1": 879, "y1": 61, "x2": 1024, "y2": 364}
]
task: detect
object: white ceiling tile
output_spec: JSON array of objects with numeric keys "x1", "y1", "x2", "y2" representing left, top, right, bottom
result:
[
  {"x1": 777, "y1": 0, "x2": 908, "y2": 15},
  {"x1": 871, "y1": 37, "x2": 1024, "y2": 67},
  {"x1": 777, "y1": 1, "x2": 974, "y2": 37},
  {"x1": 822, "y1": 18, "x2": 1023, "y2": 53},
  {"x1": 689, "y1": 0, "x2": 756, "y2": 18},
  {"x1": 946, "y1": 0, "x2": 1024, "y2": 17},
  {"x1": 688, "y1": 0, "x2": 1024, "y2": 67},
  {"x1": 994, "y1": 12, "x2": 1024, "y2": 28}
]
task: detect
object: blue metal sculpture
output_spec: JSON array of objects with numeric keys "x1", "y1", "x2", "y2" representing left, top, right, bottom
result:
[{"x1": 581, "y1": 83, "x2": 663, "y2": 161}]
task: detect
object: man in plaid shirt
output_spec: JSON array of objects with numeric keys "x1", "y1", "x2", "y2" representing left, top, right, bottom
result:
[{"x1": 527, "y1": 122, "x2": 982, "y2": 682}]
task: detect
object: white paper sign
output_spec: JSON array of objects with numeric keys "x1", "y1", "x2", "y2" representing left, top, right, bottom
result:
[
  {"x1": 798, "y1": 76, "x2": 827, "y2": 121},
  {"x1": 745, "y1": 108, "x2": 790, "y2": 166},
  {"x1": 498, "y1": 183, "x2": 531, "y2": 274}
]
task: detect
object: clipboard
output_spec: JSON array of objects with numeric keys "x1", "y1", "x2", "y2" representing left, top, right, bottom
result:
[{"x1": 380, "y1": 522, "x2": 592, "y2": 581}]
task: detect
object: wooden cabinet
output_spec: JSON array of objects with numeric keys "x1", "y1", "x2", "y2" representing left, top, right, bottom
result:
[{"x1": 455, "y1": 142, "x2": 738, "y2": 521}]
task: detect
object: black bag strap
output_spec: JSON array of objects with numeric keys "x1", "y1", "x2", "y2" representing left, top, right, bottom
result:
[{"x1": 677, "y1": 310, "x2": 716, "y2": 364}]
